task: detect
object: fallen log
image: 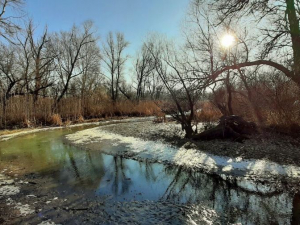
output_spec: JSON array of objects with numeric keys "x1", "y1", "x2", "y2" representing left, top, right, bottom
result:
[{"x1": 193, "y1": 115, "x2": 257, "y2": 142}]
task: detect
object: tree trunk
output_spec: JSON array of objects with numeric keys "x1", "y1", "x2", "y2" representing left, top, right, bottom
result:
[
  {"x1": 1, "y1": 96, "x2": 6, "y2": 129},
  {"x1": 286, "y1": 0, "x2": 300, "y2": 81},
  {"x1": 225, "y1": 71, "x2": 234, "y2": 115},
  {"x1": 34, "y1": 58, "x2": 41, "y2": 103},
  {"x1": 182, "y1": 122, "x2": 195, "y2": 138},
  {"x1": 54, "y1": 77, "x2": 70, "y2": 111},
  {"x1": 237, "y1": 68, "x2": 264, "y2": 125}
]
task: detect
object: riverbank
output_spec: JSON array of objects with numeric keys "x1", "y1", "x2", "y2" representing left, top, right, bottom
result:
[
  {"x1": 98, "y1": 121, "x2": 300, "y2": 167},
  {"x1": 0, "y1": 117, "x2": 154, "y2": 142},
  {"x1": 1, "y1": 119, "x2": 299, "y2": 224},
  {"x1": 65, "y1": 121, "x2": 300, "y2": 190}
]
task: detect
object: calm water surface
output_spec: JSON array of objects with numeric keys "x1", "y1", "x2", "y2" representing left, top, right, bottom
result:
[{"x1": 0, "y1": 126, "x2": 299, "y2": 224}]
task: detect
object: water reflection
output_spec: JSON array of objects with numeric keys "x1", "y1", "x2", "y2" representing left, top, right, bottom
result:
[
  {"x1": 61, "y1": 152, "x2": 294, "y2": 224},
  {"x1": 0, "y1": 128, "x2": 298, "y2": 224}
]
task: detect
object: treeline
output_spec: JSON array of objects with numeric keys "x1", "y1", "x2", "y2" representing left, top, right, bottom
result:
[
  {"x1": 0, "y1": 2, "x2": 164, "y2": 128},
  {"x1": 1, "y1": 0, "x2": 300, "y2": 136},
  {"x1": 0, "y1": 21, "x2": 162, "y2": 128}
]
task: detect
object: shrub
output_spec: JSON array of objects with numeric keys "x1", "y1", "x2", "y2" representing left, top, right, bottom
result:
[{"x1": 49, "y1": 114, "x2": 63, "y2": 126}]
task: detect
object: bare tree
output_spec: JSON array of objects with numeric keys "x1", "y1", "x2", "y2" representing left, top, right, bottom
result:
[
  {"x1": 26, "y1": 21, "x2": 56, "y2": 102},
  {"x1": 0, "y1": 44, "x2": 22, "y2": 127},
  {"x1": 53, "y1": 21, "x2": 98, "y2": 108},
  {"x1": 134, "y1": 42, "x2": 156, "y2": 101},
  {"x1": 76, "y1": 38, "x2": 102, "y2": 115},
  {"x1": 0, "y1": 0, "x2": 24, "y2": 42},
  {"x1": 147, "y1": 71, "x2": 164, "y2": 100},
  {"x1": 147, "y1": 36, "x2": 203, "y2": 138},
  {"x1": 102, "y1": 32, "x2": 129, "y2": 102},
  {"x1": 184, "y1": 2, "x2": 232, "y2": 115}
]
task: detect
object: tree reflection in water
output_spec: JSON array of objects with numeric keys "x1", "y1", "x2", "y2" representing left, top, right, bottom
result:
[
  {"x1": 58, "y1": 147, "x2": 106, "y2": 190},
  {"x1": 94, "y1": 155, "x2": 295, "y2": 224},
  {"x1": 292, "y1": 192, "x2": 300, "y2": 225},
  {"x1": 111, "y1": 156, "x2": 132, "y2": 195},
  {"x1": 0, "y1": 128, "x2": 299, "y2": 224}
]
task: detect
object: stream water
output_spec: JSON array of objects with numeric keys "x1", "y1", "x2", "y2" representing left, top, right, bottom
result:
[{"x1": 0, "y1": 125, "x2": 300, "y2": 224}]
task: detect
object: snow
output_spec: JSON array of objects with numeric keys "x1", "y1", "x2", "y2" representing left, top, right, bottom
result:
[
  {"x1": 6, "y1": 198, "x2": 34, "y2": 216},
  {"x1": 66, "y1": 125, "x2": 300, "y2": 183},
  {"x1": 0, "y1": 185, "x2": 20, "y2": 196},
  {"x1": 38, "y1": 220, "x2": 60, "y2": 225},
  {"x1": 14, "y1": 202, "x2": 35, "y2": 216}
]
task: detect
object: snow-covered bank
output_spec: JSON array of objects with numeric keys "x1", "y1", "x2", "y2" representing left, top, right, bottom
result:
[
  {"x1": 0, "y1": 117, "x2": 154, "y2": 142},
  {"x1": 66, "y1": 124, "x2": 300, "y2": 189}
]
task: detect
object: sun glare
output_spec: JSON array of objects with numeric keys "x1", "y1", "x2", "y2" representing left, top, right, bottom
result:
[{"x1": 221, "y1": 34, "x2": 235, "y2": 48}]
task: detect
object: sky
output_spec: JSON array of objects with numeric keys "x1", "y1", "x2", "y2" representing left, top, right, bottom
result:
[{"x1": 24, "y1": 0, "x2": 191, "y2": 56}]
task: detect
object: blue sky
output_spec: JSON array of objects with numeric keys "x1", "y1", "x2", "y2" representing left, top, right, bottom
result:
[{"x1": 24, "y1": 0, "x2": 190, "y2": 56}]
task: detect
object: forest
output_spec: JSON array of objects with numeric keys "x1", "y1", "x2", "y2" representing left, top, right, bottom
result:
[
  {"x1": 0, "y1": 0, "x2": 299, "y2": 139},
  {"x1": 2, "y1": 0, "x2": 300, "y2": 224}
]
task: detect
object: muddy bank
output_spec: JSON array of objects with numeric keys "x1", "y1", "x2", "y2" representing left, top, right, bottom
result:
[{"x1": 0, "y1": 171, "x2": 219, "y2": 225}]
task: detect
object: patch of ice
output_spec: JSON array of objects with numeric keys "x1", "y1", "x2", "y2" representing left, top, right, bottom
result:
[
  {"x1": 6, "y1": 198, "x2": 14, "y2": 205},
  {"x1": 235, "y1": 157, "x2": 243, "y2": 162}
]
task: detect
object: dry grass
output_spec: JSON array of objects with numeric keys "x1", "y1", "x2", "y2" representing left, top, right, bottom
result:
[
  {"x1": 0, "y1": 128, "x2": 34, "y2": 136},
  {"x1": 207, "y1": 76, "x2": 300, "y2": 136},
  {"x1": 195, "y1": 101, "x2": 222, "y2": 123},
  {"x1": 64, "y1": 119, "x2": 72, "y2": 127},
  {"x1": 0, "y1": 94, "x2": 161, "y2": 129},
  {"x1": 49, "y1": 114, "x2": 63, "y2": 126},
  {"x1": 77, "y1": 115, "x2": 85, "y2": 123}
]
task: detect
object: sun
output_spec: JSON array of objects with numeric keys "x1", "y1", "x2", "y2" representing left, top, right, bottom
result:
[{"x1": 221, "y1": 34, "x2": 235, "y2": 48}]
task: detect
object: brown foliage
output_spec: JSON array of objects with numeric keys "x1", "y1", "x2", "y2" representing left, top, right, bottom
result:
[
  {"x1": 49, "y1": 114, "x2": 63, "y2": 126},
  {"x1": 209, "y1": 75, "x2": 300, "y2": 132},
  {"x1": 195, "y1": 101, "x2": 222, "y2": 123}
]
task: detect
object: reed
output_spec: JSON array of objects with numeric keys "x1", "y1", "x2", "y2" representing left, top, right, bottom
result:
[{"x1": 0, "y1": 94, "x2": 161, "y2": 129}]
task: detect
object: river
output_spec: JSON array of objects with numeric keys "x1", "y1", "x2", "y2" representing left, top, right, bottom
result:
[{"x1": 0, "y1": 124, "x2": 299, "y2": 224}]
